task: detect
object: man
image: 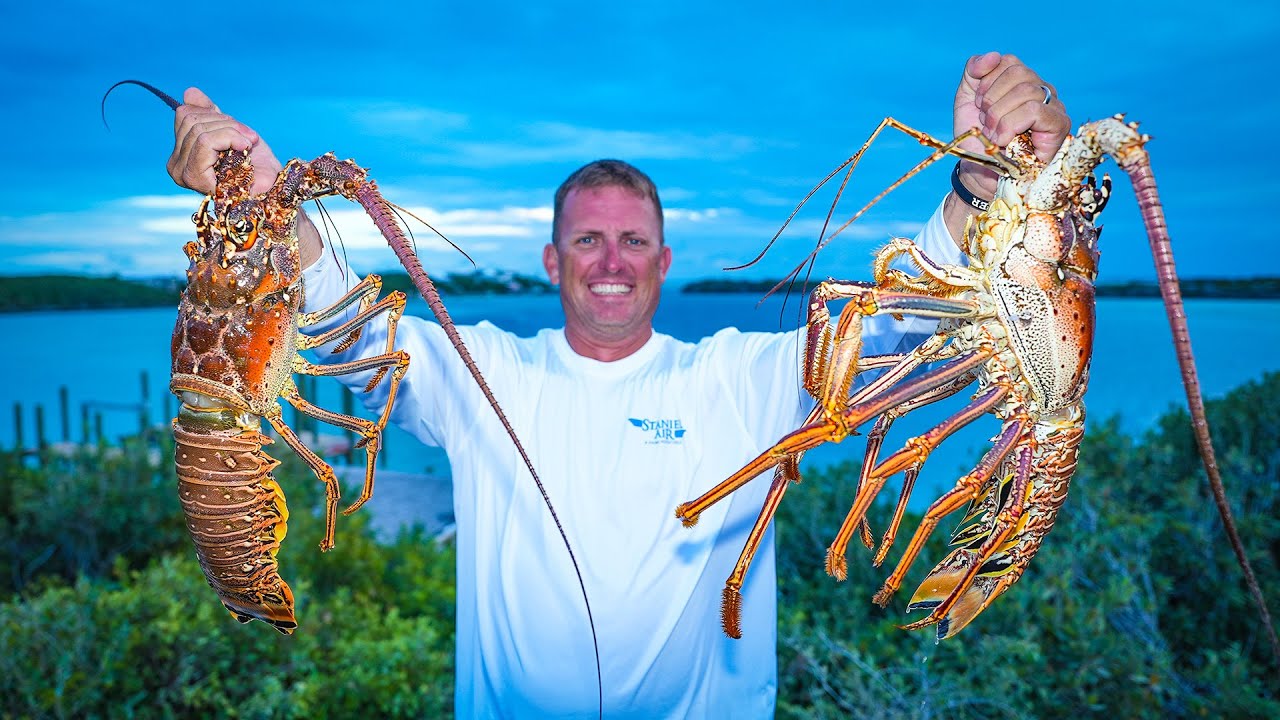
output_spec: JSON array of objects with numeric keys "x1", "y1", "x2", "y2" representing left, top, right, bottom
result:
[{"x1": 167, "y1": 52, "x2": 1070, "y2": 717}]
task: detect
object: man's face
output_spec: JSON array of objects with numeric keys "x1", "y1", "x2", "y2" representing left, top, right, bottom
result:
[{"x1": 543, "y1": 185, "x2": 672, "y2": 360}]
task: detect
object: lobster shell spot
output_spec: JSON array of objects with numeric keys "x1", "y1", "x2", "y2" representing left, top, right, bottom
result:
[
  {"x1": 173, "y1": 347, "x2": 197, "y2": 376},
  {"x1": 198, "y1": 354, "x2": 230, "y2": 380},
  {"x1": 184, "y1": 314, "x2": 220, "y2": 355}
]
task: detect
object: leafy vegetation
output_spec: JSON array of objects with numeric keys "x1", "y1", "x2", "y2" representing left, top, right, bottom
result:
[
  {"x1": 379, "y1": 269, "x2": 553, "y2": 297},
  {"x1": 0, "y1": 269, "x2": 553, "y2": 313},
  {"x1": 0, "y1": 275, "x2": 181, "y2": 312},
  {"x1": 774, "y1": 372, "x2": 1280, "y2": 718},
  {"x1": 2, "y1": 373, "x2": 1278, "y2": 717}
]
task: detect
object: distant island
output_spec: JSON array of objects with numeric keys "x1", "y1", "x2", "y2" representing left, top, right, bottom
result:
[
  {"x1": 0, "y1": 270, "x2": 554, "y2": 313},
  {"x1": 681, "y1": 276, "x2": 1280, "y2": 299},
  {"x1": 5, "y1": 272, "x2": 1278, "y2": 312}
]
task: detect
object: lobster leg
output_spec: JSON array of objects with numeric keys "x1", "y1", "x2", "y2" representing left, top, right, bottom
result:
[
  {"x1": 870, "y1": 418, "x2": 1028, "y2": 610},
  {"x1": 277, "y1": 364, "x2": 404, "y2": 515},
  {"x1": 862, "y1": 372, "x2": 982, "y2": 565},
  {"x1": 296, "y1": 273, "x2": 405, "y2": 356},
  {"x1": 840, "y1": 342, "x2": 965, "y2": 550},
  {"x1": 291, "y1": 274, "x2": 412, "y2": 513},
  {"x1": 677, "y1": 348, "x2": 993, "y2": 640},
  {"x1": 261, "y1": 401, "x2": 344, "y2": 551},
  {"x1": 719, "y1": 455, "x2": 803, "y2": 638},
  {"x1": 826, "y1": 382, "x2": 1011, "y2": 580},
  {"x1": 683, "y1": 276, "x2": 971, "y2": 519}
]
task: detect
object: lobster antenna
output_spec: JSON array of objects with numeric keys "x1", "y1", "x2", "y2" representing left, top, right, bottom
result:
[
  {"x1": 728, "y1": 153, "x2": 859, "y2": 272},
  {"x1": 1118, "y1": 140, "x2": 1280, "y2": 672},
  {"x1": 101, "y1": 79, "x2": 181, "y2": 129},
  {"x1": 388, "y1": 201, "x2": 477, "y2": 268},
  {"x1": 762, "y1": 123, "x2": 1001, "y2": 306},
  {"x1": 309, "y1": 198, "x2": 352, "y2": 282},
  {"x1": 775, "y1": 153, "x2": 861, "y2": 327}
]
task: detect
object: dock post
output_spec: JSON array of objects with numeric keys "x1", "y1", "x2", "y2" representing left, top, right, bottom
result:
[
  {"x1": 139, "y1": 370, "x2": 151, "y2": 436},
  {"x1": 13, "y1": 402, "x2": 22, "y2": 451},
  {"x1": 59, "y1": 386, "x2": 70, "y2": 442}
]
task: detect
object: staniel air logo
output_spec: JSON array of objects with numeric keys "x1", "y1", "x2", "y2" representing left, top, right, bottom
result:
[{"x1": 628, "y1": 417, "x2": 687, "y2": 445}]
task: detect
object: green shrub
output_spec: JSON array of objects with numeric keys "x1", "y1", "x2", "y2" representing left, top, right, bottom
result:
[
  {"x1": 0, "y1": 554, "x2": 454, "y2": 719},
  {"x1": 774, "y1": 372, "x2": 1280, "y2": 718},
  {"x1": 0, "y1": 436, "x2": 186, "y2": 594},
  {"x1": 0, "y1": 438, "x2": 457, "y2": 719}
]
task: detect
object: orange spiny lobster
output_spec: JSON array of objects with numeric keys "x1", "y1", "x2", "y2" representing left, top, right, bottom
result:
[
  {"x1": 101, "y1": 83, "x2": 603, "y2": 703},
  {"x1": 674, "y1": 116, "x2": 1279, "y2": 667}
]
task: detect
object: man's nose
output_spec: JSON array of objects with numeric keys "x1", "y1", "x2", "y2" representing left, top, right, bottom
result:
[{"x1": 602, "y1": 240, "x2": 624, "y2": 271}]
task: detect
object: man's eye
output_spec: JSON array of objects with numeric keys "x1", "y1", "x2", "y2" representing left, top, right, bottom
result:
[
  {"x1": 625, "y1": 237, "x2": 645, "y2": 246},
  {"x1": 576, "y1": 236, "x2": 595, "y2": 245}
]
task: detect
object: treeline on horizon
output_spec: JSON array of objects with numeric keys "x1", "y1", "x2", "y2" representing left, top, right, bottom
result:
[
  {"x1": 2, "y1": 372, "x2": 1279, "y2": 717},
  {"x1": 0, "y1": 270, "x2": 555, "y2": 312},
  {"x1": 682, "y1": 275, "x2": 1280, "y2": 298},
  {"x1": 4, "y1": 273, "x2": 1279, "y2": 312}
]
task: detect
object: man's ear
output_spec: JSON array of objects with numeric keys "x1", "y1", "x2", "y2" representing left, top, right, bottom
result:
[{"x1": 542, "y1": 242, "x2": 560, "y2": 284}]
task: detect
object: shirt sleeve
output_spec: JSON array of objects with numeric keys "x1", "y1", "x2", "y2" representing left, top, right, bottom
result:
[
  {"x1": 297, "y1": 250, "x2": 474, "y2": 448},
  {"x1": 860, "y1": 195, "x2": 962, "y2": 356}
]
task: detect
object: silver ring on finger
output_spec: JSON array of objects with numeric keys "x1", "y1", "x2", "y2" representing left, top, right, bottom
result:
[{"x1": 1039, "y1": 84, "x2": 1053, "y2": 105}]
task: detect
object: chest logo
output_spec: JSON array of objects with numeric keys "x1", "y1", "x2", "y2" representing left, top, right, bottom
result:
[{"x1": 628, "y1": 417, "x2": 687, "y2": 445}]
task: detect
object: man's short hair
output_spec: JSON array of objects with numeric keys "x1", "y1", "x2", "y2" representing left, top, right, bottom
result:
[{"x1": 551, "y1": 159, "x2": 664, "y2": 244}]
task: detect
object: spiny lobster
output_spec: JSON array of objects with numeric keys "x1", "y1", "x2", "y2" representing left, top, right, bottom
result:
[
  {"x1": 674, "y1": 116, "x2": 1279, "y2": 666},
  {"x1": 101, "y1": 83, "x2": 602, "y2": 704}
]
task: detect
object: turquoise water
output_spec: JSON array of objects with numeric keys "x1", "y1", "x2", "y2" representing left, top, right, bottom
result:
[{"x1": 3, "y1": 294, "x2": 1277, "y2": 506}]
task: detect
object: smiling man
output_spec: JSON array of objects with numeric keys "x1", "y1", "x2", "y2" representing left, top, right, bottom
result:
[
  {"x1": 166, "y1": 52, "x2": 1070, "y2": 718},
  {"x1": 544, "y1": 162, "x2": 671, "y2": 361}
]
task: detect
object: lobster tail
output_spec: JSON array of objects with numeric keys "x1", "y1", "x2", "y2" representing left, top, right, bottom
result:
[{"x1": 173, "y1": 415, "x2": 297, "y2": 634}]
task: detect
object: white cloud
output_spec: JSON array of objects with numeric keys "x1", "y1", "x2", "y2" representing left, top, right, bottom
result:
[
  {"x1": 665, "y1": 208, "x2": 722, "y2": 223},
  {"x1": 351, "y1": 104, "x2": 470, "y2": 136},
  {"x1": 125, "y1": 195, "x2": 200, "y2": 209},
  {"x1": 139, "y1": 217, "x2": 201, "y2": 234},
  {"x1": 314, "y1": 205, "x2": 553, "y2": 251}
]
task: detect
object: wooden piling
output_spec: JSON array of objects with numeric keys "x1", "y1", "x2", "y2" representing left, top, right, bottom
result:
[
  {"x1": 34, "y1": 404, "x2": 46, "y2": 451},
  {"x1": 13, "y1": 402, "x2": 22, "y2": 451},
  {"x1": 59, "y1": 386, "x2": 69, "y2": 442},
  {"x1": 139, "y1": 370, "x2": 150, "y2": 434}
]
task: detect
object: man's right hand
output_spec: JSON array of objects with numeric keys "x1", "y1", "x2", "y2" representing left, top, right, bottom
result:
[
  {"x1": 168, "y1": 88, "x2": 281, "y2": 196},
  {"x1": 167, "y1": 87, "x2": 324, "y2": 267}
]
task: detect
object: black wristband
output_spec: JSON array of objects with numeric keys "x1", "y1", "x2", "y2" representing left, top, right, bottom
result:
[{"x1": 951, "y1": 162, "x2": 991, "y2": 213}]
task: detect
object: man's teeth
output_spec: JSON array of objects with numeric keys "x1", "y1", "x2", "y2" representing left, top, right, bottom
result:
[{"x1": 590, "y1": 284, "x2": 631, "y2": 295}]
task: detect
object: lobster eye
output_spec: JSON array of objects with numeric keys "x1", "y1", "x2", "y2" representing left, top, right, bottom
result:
[{"x1": 225, "y1": 202, "x2": 263, "y2": 249}]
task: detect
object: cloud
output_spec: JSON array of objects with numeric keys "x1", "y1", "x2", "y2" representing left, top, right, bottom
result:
[
  {"x1": 125, "y1": 195, "x2": 200, "y2": 209},
  {"x1": 665, "y1": 208, "x2": 722, "y2": 223},
  {"x1": 351, "y1": 104, "x2": 471, "y2": 136},
  {"x1": 314, "y1": 205, "x2": 552, "y2": 251},
  {"x1": 139, "y1": 217, "x2": 200, "y2": 234}
]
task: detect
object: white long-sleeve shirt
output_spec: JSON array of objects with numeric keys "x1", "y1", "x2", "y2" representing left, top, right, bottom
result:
[{"x1": 300, "y1": 198, "x2": 960, "y2": 718}]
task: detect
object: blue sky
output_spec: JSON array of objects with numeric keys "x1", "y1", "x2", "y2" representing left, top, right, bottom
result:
[{"x1": 2, "y1": 2, "x2": 1277, "y2": 284}]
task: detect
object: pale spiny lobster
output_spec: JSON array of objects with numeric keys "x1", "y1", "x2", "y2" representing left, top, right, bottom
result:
[
  {"x1": 674, "y1": 116, "x2": 1279, "y2": 664},
  {"x1": 101, "y1": 82, "x2": 602, "y2": 700}
]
